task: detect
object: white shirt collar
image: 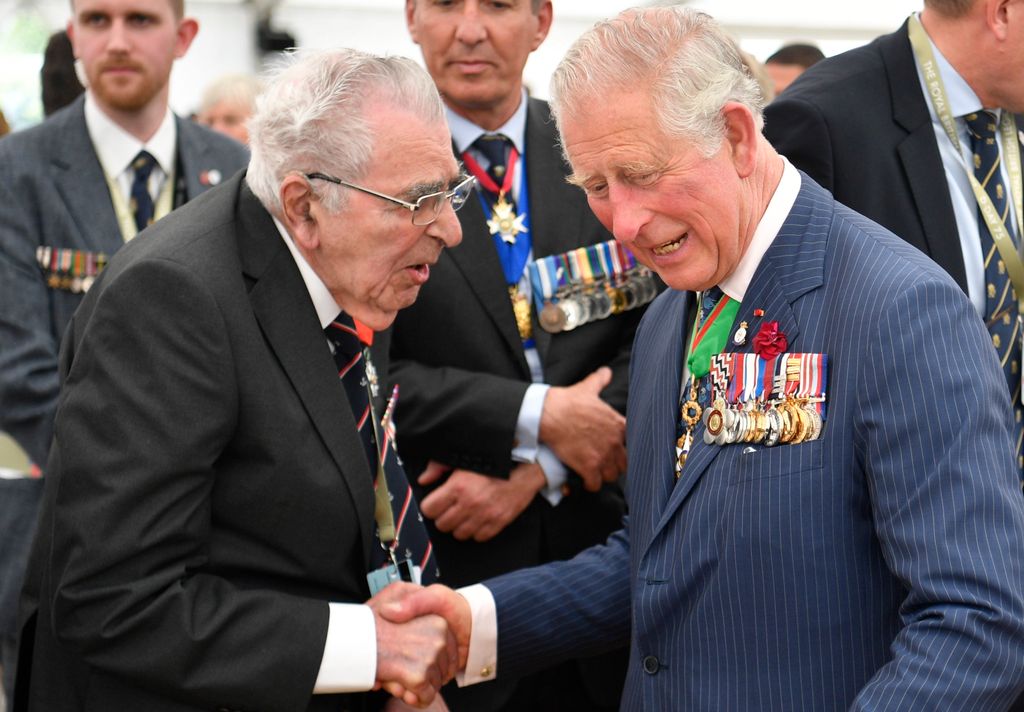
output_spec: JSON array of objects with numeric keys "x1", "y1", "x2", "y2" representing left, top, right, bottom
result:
[
  {"x1": 446, "y1": 89, "x2": 528, "y2": 156},
  {"x1": 272, "y1": 216, "x2": 341, "y2": 329},
  {"x1": 84, "y1": 91, "x2": 177, "y2": 179},
  {"x1": 719, "y1": 157, "x2": 801, "y2": 302}
]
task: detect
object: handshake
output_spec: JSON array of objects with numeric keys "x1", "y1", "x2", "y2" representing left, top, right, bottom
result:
[{"x1": 368, "y1": 582, "x2": 473, "y2": 709}]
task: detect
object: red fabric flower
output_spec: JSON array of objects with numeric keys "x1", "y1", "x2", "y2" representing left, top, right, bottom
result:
[{"x1": 753, "y1": 320, "x2": 787, "y2": 359}]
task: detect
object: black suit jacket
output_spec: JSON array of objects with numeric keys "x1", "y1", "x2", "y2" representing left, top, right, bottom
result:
[
  {"x1": 388, "y1": 99, "x2": 634, "y2": 707},
  {"x1": 16, "y1": 173, "x2": 384, "y2": 712},
  {"x1": 764, "y1": 20, "x2": 978, "y2": 291}
]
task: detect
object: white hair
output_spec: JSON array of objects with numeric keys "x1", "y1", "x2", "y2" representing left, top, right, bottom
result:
[
  {"x1": 247, "y1": 48, "x2": 445, "y2": 214},
  {"x1": 550, "y1": 6, "x2": 764, "y2": 157},
  {"x1": 198, "y1": 73, "x2": 263, "y2": 115}
]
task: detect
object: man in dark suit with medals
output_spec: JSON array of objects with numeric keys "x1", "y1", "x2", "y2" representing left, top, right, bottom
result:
[
  {"x1": 0, "y1": 0, "x2": 247, "y2": 703},
  {"x1": 389, "y1": 0, "x2": 643, "y2": 709}
]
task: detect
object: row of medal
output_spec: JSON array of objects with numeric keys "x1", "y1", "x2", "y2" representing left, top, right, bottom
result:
[
  {"x1": 703, "y1": 351, "x2": 828, "y2": 447},
  {"x1": 528, "y1": 239, "x2": 657, "y2": 334},
  {"x1": 36, "y1": 246, "x2": 108, "y2": 294}
]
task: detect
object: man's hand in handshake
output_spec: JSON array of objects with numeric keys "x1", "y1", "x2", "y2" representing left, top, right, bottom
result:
[{"x1": 370, "y1": 583, "x2": 474, "y2": 707}]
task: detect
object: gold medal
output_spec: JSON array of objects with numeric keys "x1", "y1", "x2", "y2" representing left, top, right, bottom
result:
[
  {"x1": 487, "y1": 194, "x2": 528, "y2": 245},
  {"x1": 509, "y1": 286, "x2": 532, "y2": 340}
]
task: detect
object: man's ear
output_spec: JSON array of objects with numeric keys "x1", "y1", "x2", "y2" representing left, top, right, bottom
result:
[
  {"x1": 405, "y1": 0, "x2": 420, "y2": 45},
  {"x1": 280, "y1": 174, "x2": 319, "y2": 250},
  {"x1": 722, "y1": 101, "x2": 759, "y2": 178}
]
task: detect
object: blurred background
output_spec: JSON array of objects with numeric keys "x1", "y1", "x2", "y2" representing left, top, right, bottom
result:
[{"x1": 0, "y1": 0, "x2": 922, "y2": 132}]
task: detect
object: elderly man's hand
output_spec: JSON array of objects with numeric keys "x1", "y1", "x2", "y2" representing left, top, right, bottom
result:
[
  {"x1": 378, "y1": 583, "x2": 472, "y2": 676},
  {"x1": 368, "y1": 583, "x2": 458, "y2": 707},
  {"x1": 418, "y1": 461, "x2": 545, "y2": 542},
  {"x1": 539, "y1": 367, "x2": 627, "y2": 490}
]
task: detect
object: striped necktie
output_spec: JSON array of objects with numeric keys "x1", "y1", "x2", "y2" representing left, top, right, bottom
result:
[
  {"x1": 965, "y1": 111, "x2": 1024, "y2": 476},
  {"x1": 325, "y1": 313, "x2": 438, "y2": 582}
]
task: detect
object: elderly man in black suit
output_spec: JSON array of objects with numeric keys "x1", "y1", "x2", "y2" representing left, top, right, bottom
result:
[{"x1": 13, "y1": 48, "x2": 466, "y2": 712}]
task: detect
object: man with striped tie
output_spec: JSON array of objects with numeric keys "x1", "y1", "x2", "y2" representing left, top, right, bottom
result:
[
  {"x1": 13, "y1": 49, "x2": 465, "y2": 712},
  {"x1": 386, "y1": 7, "x2": 1024, "y2": 710}
]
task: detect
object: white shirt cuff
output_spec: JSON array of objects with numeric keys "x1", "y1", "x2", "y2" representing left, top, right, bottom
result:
[
  {"x1": 537, "y1": 445, "x2": 567, "y2": 506},
  {"x1": 313, "y1": 602, "x2": 377, "y2": 693},
  {"x1": 511, "y1": 383, "x2": 549, "y2": 463},
  {"x1": 455, "y1": 584, "x2": 498, "y2": 687}
]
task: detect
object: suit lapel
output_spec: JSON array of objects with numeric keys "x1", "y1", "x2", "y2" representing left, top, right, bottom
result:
[
  {"x1": 177, "y1": 116, "x2": 236, "y2": 200},
  {"x1": 644, "y1": 176, "x2": 826, "y2": 550},
  {"x1": 238, "y1": 182, "x2": 376, "y2": 567},
  {"x1": 49, "y1": 99, "x2": 123, "y2": 255},
  {"x1": 886, "y1": 22, "x2": 968, "y2": 290}
]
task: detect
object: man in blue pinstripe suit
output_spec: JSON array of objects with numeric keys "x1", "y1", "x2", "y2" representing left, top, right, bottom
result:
[{"x1": 384, "y1": 6, "x2": 1024, "y2": 709}]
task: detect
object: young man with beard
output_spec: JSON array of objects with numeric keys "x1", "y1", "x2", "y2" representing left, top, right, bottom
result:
[{"x1": 0, "y1": 0, "x2": 248, "y2": 703}]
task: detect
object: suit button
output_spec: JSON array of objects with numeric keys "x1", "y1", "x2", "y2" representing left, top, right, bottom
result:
[{"x1": 642, "y1": 655, "x2": 660, "y2": 674}]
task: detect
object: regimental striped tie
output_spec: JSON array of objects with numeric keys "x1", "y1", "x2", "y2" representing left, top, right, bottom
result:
[
  {"x1": 325, "y1": 313, "x2": 438, "y2": 583},
  {"x1": 130, "y1": 150, "x2": 157, "y2": 233},
  {"x1": 965, "y1": 111, "x2": 1024, "y2": 477}
]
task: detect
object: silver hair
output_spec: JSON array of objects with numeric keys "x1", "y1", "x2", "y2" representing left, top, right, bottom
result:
[
  {"x1": 198, "y1": 73, "x2": 263, "y2": 115},
  {"x1": 550, "y1": 6, "x2": 764, "y2": 157},
  {"x1": 247, "y1": 48, "x2": 445, "y2": 214}
]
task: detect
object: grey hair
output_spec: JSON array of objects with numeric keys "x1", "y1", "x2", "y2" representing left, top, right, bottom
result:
[
  {"x1": 550, "y1": 6, "x2": 764, "y2": 157},
  {"x1": 198, "y1": 73, "x2": 263, "y2": 115},
  {"x1": 247, "y1": 48, "x2": 445, "y2": 214}
]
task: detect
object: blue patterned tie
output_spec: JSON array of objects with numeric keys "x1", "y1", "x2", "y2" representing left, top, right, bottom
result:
[
  {"x1": 130, "y1": 150, "x2": 157, "y2": 233},
  {"x1": 325, "y1": 313, "x2": 438, "y2": 582},
  {"x1": 472, "y1": 133, "x2": 512, "y2": 186},
  {"x1": 965, "y1": 111, "x2": 1023, "y2": 476}
]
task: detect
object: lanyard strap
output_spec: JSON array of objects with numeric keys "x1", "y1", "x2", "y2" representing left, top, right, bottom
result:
[
  {"x1": 908, "y1": 14, "x2": 1024, "y2": 304},
  {"x1": 352, "y1": 320, "x2": 397, "y2": 547}
]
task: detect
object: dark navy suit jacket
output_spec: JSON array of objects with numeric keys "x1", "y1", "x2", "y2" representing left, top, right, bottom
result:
[{"x1": 485, "y1": 175, "x2": 1024, "y2": 710}]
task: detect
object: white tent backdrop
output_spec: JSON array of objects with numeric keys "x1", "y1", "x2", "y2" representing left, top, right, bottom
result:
[{"x1": 2, "y1": 0, "x2": 923, "y2": 123}]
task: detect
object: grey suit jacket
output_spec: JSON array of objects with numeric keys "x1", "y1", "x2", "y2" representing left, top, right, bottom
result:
[
  {"x1": 486, "y1": 175, "x2": 1024, "y2": 711},
  {"x1": 16, "y1": 173, "x2": 385, "y2": 712},
  {"x1": 0, "y1": 95, "x2": 249, "y2": 467}
]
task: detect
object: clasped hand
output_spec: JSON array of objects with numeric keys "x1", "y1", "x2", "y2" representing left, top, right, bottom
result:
[{"x1": 368, "y1": 582, "x2": 473, "y2": 708}]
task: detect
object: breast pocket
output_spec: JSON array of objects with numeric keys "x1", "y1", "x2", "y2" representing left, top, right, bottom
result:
[{"x1": 727, "y1": 439, "x2": 825, "y2": 485}]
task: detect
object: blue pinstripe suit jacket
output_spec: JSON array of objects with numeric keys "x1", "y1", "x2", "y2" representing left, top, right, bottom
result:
[{"x1": 485, "y1": 175, "x2": 1024, "y2": 710}]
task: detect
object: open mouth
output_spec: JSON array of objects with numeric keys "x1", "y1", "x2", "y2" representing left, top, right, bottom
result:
[
  {"x1": 405, "y1": 263, "x2": 431, "y2": 284},
  {"x1": 651, "y1": 234, "x2": 687, "y2": 256}
]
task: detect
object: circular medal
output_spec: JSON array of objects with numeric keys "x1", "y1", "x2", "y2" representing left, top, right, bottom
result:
[
  {"x1": 590, "y1": 288, "x2": 613, "y2": 320},
  {"x1": 619, "y1": 282, "x2": 638, "y2": 310},
  {"x1": 539, "y1": 300, "x2": 566, "y2": 333},
  {"x1": 636, "y1": 271, "x2": 658, "y2": 304},
  {"x1": 803, "y1": 405, "x2": 823, "y2": 441},
  {"x1": 575, "y1": 292, "x2": 594, "y2": 327},
  {"x1": 561, "y1": 297, "x2": 582, "y2": 331},
  {"x1": 704, "y1": 406, "x2": 725, "y2": 445},
  {"x1": 608, "y1": 285, "x2": 627, "y2": 314},
  {"x1": 789, "y1": 404, "x2": 809, "y2": 444},
  {"x1": 764, "y1": 408, "x2": 783, "y2": 447}
]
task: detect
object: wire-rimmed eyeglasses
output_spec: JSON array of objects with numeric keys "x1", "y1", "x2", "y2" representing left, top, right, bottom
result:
[{"x1": 306, "y1": 172, "x2": 475, "y2": 226}]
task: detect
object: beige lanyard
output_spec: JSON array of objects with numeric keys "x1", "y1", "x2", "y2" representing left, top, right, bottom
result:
[
  {"x1": 105, "y1": 165, "x2": 175, "y2": 242},
  {"x1": 908, "y1": 14, "x2": 1024, "y2": 306}
]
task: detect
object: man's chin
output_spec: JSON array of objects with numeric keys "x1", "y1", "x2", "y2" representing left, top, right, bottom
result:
[{"x1": 92, "y1": 82, "x2": 159, "y2": 113}]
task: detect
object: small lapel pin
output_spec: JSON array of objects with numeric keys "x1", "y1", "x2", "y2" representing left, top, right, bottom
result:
[
  {"x1": 733, "y1": 320, "x2": 748, "y2": 346},
  {"x1": 753, "y1": 308, "x2": 765, "y2": 317},
  {"x1": 200, "y1": 169, "x2": 222, "y2": 186}
]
